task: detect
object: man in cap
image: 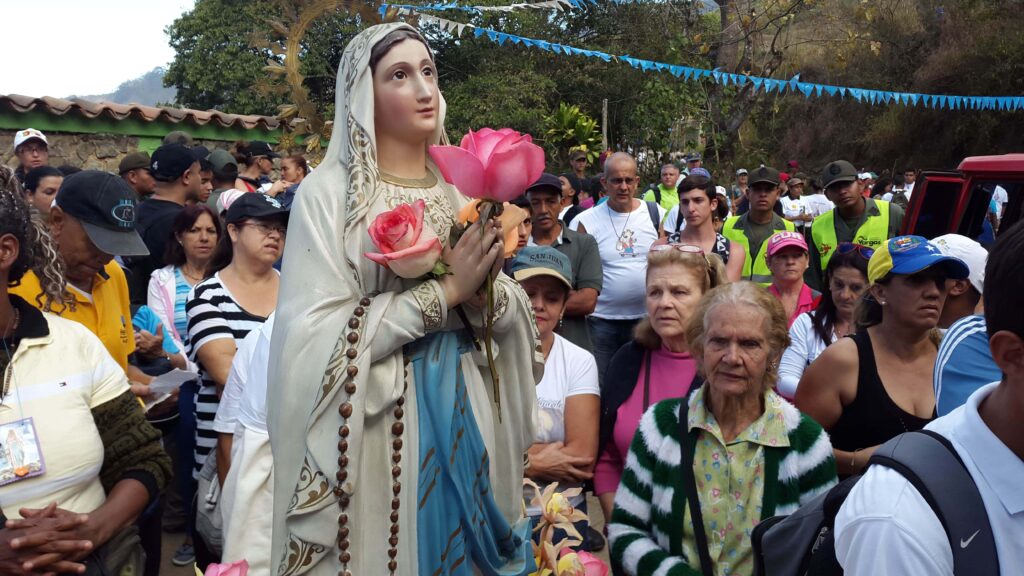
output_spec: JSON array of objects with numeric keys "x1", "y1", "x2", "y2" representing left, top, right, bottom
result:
[
  {"x1": 119, "y1": 151, "x2": 156, "y2": 198},
  {"x1": 526, "y1": 173, "x2": 603, "y2": 352},
  {"x1": 721, "y1": 166, "x2": 796, "y2": 285},
  {"x1": 12, "y1": 128, "x2": 50, "y2": 184},
  {"x1": 163, "y1": 130, "x2": 195, "y2": 147},
  {"x1": 931, "y1": 234, "x2": 998, "y2": 416},
  {"x1": 807, "y1": 160, "x2": 904, "y2": 290},
  {"x1": 10, "y1": 170, "x2": 157, "y2": 388},
  {"x1": 730, "y1": 168, "x2": 748, "y2": 213},
  {"x1": 131, "y1": 144, "x2": 204, "y2": 302},
  {"x1": 569, "y1": 149, "x2": 589, "y2": 183},
  {"x1": 780, "y1": 172, "x2": 812, "y2": 233},
  {"x1": 206, "y1": 149, "x2": 240, "y2": 211},
  {"x1": 685, "y1": 152, "x2": 703, "y2": 174}
]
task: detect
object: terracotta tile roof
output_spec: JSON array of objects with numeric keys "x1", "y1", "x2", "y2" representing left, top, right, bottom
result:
[{"x1": 1, "y1": 94, "x2": 280, "y2": 131}]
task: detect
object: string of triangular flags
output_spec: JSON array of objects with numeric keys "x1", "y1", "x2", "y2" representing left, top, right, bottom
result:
[
  {"x1": 382, "y1": 3, "x2": 1024, "y2": 112},
  {"x1": 383, "y1": 0, "x2": 583, "y2": 15}
]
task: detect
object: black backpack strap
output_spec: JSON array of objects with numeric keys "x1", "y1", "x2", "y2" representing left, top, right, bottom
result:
[
  {"x1": 679, "y1": 398, "x2": 715, "y2": 576},
  {"x1": 654, "y1": 186, "x2": 662, "y2": 205},
  {"x1": 646, "y1": 201, "x2": 661, "y2": 233},
  {"x1": 868, "y1": 430, "x2": 999, "y2": 576}
]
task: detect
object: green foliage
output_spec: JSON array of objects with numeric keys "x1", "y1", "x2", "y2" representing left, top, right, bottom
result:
[
  {"x1": 164, "y1": 0, "x2": 284, "y2": 114},
  {"x1": 441, "y1": 69, "x2": 556, "y2": 144},
  {"x1": 542, "y1": 103, "x2": 603, "y2": 165}
]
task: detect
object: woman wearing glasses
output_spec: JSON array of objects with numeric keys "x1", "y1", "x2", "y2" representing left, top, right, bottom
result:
[
  {"x1": 796, "y1": 236, "x2": 968, "y2": 477},
  {"x1": 777, "y1": 243, "x2": 870, "y2": 399},
  {"x1": 594, "y1": 243, "x2": 727, "y2": 524},
  {"x1": 185, "y1": 193, "x2": 287, "y2": 567}
]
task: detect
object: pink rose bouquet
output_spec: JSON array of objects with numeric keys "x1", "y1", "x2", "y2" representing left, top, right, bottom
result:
[
  {"x1": 429, "y1": 128, "x2": 545, "y2": 417},
  {"x1": 365, "y1": 199, "x2": 444, "y2": 279},
  {"x1": 199, "y1": 560, "x2": 248, "y2": 576}
]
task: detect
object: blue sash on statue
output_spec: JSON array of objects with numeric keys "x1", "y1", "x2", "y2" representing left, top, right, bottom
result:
[{"x1": 407, "y1": 331, "x2": 534, "y2": 575}]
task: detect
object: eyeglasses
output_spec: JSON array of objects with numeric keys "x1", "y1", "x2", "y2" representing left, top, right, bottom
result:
[
  {"x1": 237, "y1": 221, "x2": 287, "y2": 237},
  {"x1": 650, "y1": 243, "x2": 713, "y2": 283},
  {"x1": 837, "y1": 243, "x2": 874, "y2": 259},
  {"x1": 606, "y1": 177, "x2": 637, "y2": 186},
  {"x1": 18, "y1": 145, "x2": 47, "y2": 155}
]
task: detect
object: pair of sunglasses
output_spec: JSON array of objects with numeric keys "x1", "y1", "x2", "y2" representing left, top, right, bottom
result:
[
  {"x1": 837, "y1": 242, "x2": 875, "y2": 259},
  {"x1": 650, "y1": 243, "x2": 714, "y2": 283}
]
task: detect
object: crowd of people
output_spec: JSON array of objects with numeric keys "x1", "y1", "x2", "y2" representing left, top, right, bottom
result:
[{"x1": 1, "y1": 41, "x2": 1020, "y2": 576}]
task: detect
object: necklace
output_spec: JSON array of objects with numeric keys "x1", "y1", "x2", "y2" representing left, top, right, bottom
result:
[
  {"x1": 1, "y1": 306, "x2": 20, "y2": 340},
  {"x1": 180, "y1": 266, "x2": 204, "y2": 283},
  {"x1": 1, "y1": 307, "x2": 20, "y2": 402},
  {"x1": 607, "y1": 202, "x2": 634, "y2": 246}
]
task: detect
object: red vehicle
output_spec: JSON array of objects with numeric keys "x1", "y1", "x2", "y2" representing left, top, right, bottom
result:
[{"x1": 902, "y1": 153, "x2": 1023, "y2": 245}]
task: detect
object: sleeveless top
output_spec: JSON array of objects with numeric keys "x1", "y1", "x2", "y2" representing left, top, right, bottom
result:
[
  {"x1": 827, "y1": 331, "x2": 934, "y2": 453},
  {"x1": 666, "y1": 225, "x2": 731, "y2": 264}
]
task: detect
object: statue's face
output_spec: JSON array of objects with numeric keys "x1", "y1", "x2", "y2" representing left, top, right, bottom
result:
[{"x1": 372, "y1": 38, "x2": 439, "y2": 144}]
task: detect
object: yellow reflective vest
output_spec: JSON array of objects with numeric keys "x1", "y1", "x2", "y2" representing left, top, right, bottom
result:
[
  {"x1": 811, "y1": 201, "x2": 891, "y2": 272},
  {"x1": 722, "y1": 214, "x2": 795, "y2": 285}
]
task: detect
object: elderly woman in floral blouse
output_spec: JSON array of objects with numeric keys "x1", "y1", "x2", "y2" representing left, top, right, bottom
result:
[{"x1": 608, "y1": 282, "x2": 837, "y2": 576}]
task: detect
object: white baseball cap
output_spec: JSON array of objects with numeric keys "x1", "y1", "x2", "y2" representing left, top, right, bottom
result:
[
  {"x1": 13, "y1": 128, "x2": 48, "y2": 152},
  {"x1": 932, "y1": 234, "x2": 987, "y2": 294}
]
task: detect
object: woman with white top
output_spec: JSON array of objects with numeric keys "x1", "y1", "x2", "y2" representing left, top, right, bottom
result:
[
  {"x1": 778, "y1": 243, "x2": 871, "y2": 399},
  {"x1": 510, "y1": 247, "x2": 600, "y2": 546}
]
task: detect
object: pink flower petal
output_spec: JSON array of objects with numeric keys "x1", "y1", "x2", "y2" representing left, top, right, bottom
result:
[
  {"x1": 429, "y1": 145, "x2": 487, "y2": 199},
  {"x1": 473, "y1": 129, "x2": 517, "y2": 167},
  {"x1": 483, "y1": 140, "x2": 546, "y2": 202},
  {"x1": 385, "y1": 238, "x2": 444, "y2": 279}
]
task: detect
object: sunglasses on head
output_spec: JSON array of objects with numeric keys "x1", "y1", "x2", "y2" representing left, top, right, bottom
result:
[
  {"x1": 649, "y1": 243, "x2": 713, "y2": 281},
  {"x1": 837, "y1": 242, "x2": 875, "y2": 259}
]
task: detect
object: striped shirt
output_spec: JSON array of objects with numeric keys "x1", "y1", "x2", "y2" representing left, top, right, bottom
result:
[
  {"x1": 933, "y1": 314, "x2": 999, "y2": 416},
  {"x1": 186, "y1": 273, "x2": 268, "y2": 478}
]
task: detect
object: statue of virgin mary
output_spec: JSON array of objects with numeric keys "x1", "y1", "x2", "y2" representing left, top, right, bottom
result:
[{"x1": 266, "y1": 22, "x2": 542, "y2": 576}]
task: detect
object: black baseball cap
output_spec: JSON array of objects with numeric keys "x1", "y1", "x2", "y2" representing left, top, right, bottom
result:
[
  {"x1": 150, "y1": 144, "x2": 203, "y2": 182},
  {"x1": 245, "y1": 141, "x2": 279, "y2": 159},
  {"x1": 820, "y1": 160, "x2": 858, "y2": 189},
  {"x1": 55, "y1": 170, "x2": 149, "y2": 256},
  {"x1": 749, "y1": 166, "x2": 781, "y2": 186},
  {"x1": 526, "y1": 173, "x2": 563, "y2": 196},
  {"x1": 225, "y1": 193, "x2": 289, "y2": 225}
]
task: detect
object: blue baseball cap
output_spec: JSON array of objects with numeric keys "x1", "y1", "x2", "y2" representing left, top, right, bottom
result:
[
  {"x1": 867, "y1": 235, "x2": 970, "y2": 285},
  {"x1": 510, "y1": 246, "x2": 573, "y2": 289}
]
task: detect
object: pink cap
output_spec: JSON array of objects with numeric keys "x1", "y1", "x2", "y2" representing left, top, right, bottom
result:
[
  {"x1": 766, "y1": 231, "x2": 808, "y2": 257},
  {"x1": 217, "y1": 189, "x2": 247, "y2": 214}
]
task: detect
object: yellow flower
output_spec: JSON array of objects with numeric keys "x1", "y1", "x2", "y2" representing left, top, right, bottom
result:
[{"x1": 557, "y1": 552, "x2": 587, "y2": 576}]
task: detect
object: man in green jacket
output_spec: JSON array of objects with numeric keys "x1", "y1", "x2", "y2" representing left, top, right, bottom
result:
[
  {"x1": 721, "y1": 166, "x2": 795, "y2": 285},
  {"x1": 807, "y1": 160, "x2": 904, "y2": 290},
  {"x1": 643, "y1": 163, "x2": 681, "y2": 215}
]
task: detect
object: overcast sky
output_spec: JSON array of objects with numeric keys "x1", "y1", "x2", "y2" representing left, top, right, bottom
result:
[{"x1": 2, "y1": 0, "x2": 195, "y2": 98}]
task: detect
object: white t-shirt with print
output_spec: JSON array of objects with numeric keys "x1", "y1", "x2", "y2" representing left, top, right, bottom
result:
[
  {"x1": 526, "y1": 334, "x2": 600, "y2": 515},
  {"x1": 569, "y1": 200, "x2": 664, "y2": 319},
  {"x1": 781, "y1": 195, "x2": 810, "y2": 228}
]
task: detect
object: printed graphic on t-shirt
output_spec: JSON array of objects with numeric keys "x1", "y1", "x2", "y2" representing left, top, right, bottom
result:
[{"x1": 616, "y1": 229, "x2": 637, "y2": 256}]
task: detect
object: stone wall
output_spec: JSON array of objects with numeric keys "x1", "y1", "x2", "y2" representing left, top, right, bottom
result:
[{"x1": 1, "y1": 129, "x2": 229, "y2": 173}]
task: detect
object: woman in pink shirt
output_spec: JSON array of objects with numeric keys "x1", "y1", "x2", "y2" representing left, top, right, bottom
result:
[
  {"x1": 595, "y1": 244, "x2": 728, "y2": 523},
  {"x1": 766, "y1": 231, "x2": 819, "y2": 327}
]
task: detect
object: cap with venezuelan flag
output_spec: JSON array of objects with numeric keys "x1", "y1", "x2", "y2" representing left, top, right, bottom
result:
[{"x1": 867, "y1": 235, "x2": 969, "y2": 285}]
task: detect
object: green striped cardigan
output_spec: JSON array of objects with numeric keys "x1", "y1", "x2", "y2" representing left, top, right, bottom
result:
[{"x1": 608, "y1": 393, "x2": 837, "y2": 576}]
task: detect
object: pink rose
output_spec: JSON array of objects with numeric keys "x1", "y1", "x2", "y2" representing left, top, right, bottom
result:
[
  {"x1": 364, "y1": 199, "x2": 443, "y2": 279},
  {"x1": 429, "y1": 127, "x2": 546, "y2": 202},
  {"x1": 205, "y1": 560, "x2": 248, "y2": 576},
  {"x1": 559, "y1": 549, "x2": 608, "y2": 576}
]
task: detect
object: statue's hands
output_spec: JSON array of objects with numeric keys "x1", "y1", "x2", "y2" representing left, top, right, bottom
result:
[{"x1": 439, "y1": 218, "x2": 501, "y2": 308}]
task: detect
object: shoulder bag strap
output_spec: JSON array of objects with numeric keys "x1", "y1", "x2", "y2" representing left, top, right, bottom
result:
[
  {"x1": 868, "y1": 430, "x2": 999, "y2": 576},
  {"x1": 646, "y1": 201, "x2": 661, "y2": 233},
  {"x1": 679, "y1": 400, "x2": 715, "y2": 576}
]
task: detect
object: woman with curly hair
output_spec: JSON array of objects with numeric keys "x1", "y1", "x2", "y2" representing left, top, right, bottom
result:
[{"x1": 0, "y1": 166, "x2": 171, "y2": 575}]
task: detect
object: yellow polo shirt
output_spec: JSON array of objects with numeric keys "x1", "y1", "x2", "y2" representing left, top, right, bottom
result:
[{"x1": 11, "y1": 261, "x2": 136, "y2": 372}]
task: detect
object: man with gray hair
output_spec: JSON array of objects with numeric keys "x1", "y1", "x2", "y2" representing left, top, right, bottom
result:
[{"x1": 570, "y1": 152, "x2": 664, "y2": 382}]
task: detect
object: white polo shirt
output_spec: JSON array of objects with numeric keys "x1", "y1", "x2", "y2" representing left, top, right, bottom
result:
[{"x1": 835, "y1": 382, "x2": 1023, "y2": 575}]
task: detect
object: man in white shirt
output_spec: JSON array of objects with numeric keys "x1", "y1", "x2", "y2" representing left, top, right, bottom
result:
[
  {"x1": 835, "y1": 222, "x2": 1024, "y2": 575},
  {"x1": 903, "y1": 168, "x2": 917, "y2": 200},
  {"x1": 570, "y1": 152, "x2": 664, "y2": 383}
]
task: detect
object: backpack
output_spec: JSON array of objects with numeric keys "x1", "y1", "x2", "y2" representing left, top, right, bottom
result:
[
  {"x1": 751, "y1": 430, "x2": 999, "y2": 576},
  {"x1": 890, "y1": 189, "x2": 909, "y2": 211}
]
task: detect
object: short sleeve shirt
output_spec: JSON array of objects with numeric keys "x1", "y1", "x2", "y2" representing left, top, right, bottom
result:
[
  {"x1": 11, "y1": 262, "x2": 136, "y2": 372},
  {"x1": 0, "y1": 301, "x2": 129, "y2": 516}
]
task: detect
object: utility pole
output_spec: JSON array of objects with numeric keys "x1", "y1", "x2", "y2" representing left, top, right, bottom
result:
[{"x1": 601, "y1": 98, "x2": 609, "y2": 150}]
